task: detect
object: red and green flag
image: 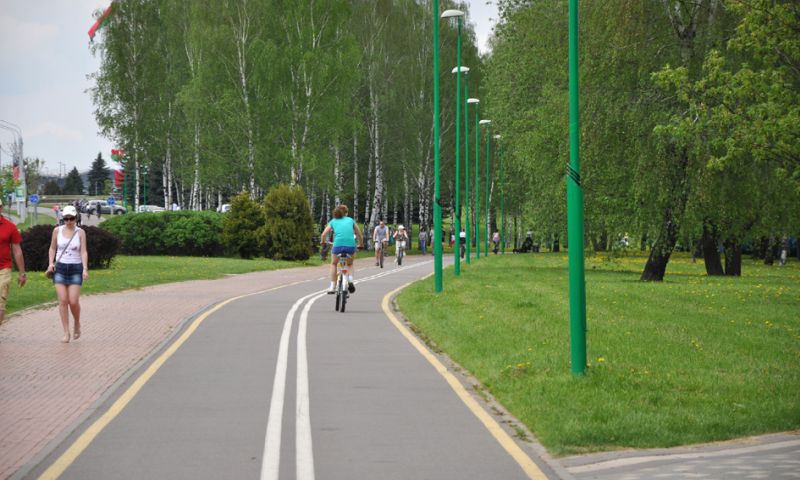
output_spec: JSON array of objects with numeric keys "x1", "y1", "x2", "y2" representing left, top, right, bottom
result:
[{"x1": 88, "y1": 4, "x2": 113, "y2": 41}]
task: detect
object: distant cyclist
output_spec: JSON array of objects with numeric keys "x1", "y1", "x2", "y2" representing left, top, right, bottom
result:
[
  {"x1": 393, "y1": 225, "x2": 409, "y2": 262},
  {"x1": 320, "y1": 204, "x2": 363, "y2": 294},
  {"x1": 373, "y1": 219, "x2": 389, "y2": 266}
]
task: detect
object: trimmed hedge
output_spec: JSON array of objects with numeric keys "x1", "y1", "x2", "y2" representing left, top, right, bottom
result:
[
  {"x1": 101, "y1": 211, "x2": 225, "y2": 256},
  {"x1": 21, "y1": 225, "x2": 121, "y2": 271}
]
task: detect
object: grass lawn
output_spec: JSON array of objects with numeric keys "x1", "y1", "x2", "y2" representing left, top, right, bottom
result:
[
  {"x1": 6, "y1": 255, "x2": 322, "y2": 316},
  {"x1": 396, "y1": 252, "x2": 800, "y2": 456}
]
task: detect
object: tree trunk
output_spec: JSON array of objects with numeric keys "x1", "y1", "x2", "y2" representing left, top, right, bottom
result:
[
  {"x1": 702, "y1": 220, "x2": 724, "y2": 275},
  {"x1": 640, "y1": 206, "x2": 679, "y2": 281},
  {"x1": 724, "y1": 239, "x2": 742, "y2": 276},
  {"x1": 764, "y1": 236, "x2": 776, "y2": 265}
]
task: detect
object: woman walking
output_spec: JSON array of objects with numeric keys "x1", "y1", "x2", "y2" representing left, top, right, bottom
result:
[{"x1": 46, "y1": 206, "x2": 89, "y2": 343}]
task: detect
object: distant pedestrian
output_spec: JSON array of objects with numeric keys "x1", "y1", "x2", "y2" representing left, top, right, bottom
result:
[
  {"x1": 54, "y1": 205, "x2": 63, "y2": 226},
  {"x1": 492, "y1": 231, "x2": 500, "y2": 254},
  {"x1": 418, "y1": 228, "x2": 427, "y2": 255},
  {"x1": 47, "y1": 206, "x2": 89, "y2": 343},
  {"x1": 0, "y1": 198, "x2": 27, "y2": 324}
]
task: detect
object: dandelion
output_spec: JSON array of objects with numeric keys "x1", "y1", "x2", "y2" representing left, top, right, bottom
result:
[{"x1": 597, "y1": 356, "x2": 606, "y2": 363}]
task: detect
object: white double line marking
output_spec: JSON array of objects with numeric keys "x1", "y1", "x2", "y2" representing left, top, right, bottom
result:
[{"x1": 261, "y1": 260, "x2": 432, "y2": 480}]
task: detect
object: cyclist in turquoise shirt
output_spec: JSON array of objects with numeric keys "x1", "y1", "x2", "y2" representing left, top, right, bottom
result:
[{"x1": 320, "y1": 204, "x2": 363, "y2": 294}]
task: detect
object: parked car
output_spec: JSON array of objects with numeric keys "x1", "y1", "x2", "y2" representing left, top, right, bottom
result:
[
  {"x1": 137, "y1": 205, "x2": 166, "y2": 213},
  {"x1": 217, "y1": 203, "x2": 231, "y2": 213},
  {"x1": 86, "y1": 199, "x2": 127, "y2": 215}
]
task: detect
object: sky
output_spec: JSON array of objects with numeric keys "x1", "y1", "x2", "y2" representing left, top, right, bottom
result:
[{"x1": 0, "y1": 1, "x2": 498, "y2": 175}]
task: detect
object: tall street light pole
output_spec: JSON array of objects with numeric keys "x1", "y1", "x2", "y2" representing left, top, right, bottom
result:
[
  {"x1": 443, "y1": 8, "x2": 466, "y2": 277},
  {"x1": 473, "y1": 103, "x2": 481, "y2": 260},
  {"x1": 495, "y1": 134, "x2": 505, "y2": 254},
  {"x1": 475, "y1": 120, "x2": 492, "y2": 257},
  {"x1": 432, "y1": 0, "x2": 443, "y2": 292},
  {"x1": 466, "y1": 98, "x2": 479, "y2": 264},
  {"x1": 482, "y1": 120, "x2": 492, "y2": 257},
  {"x1": 478, "y1": 119, "x2": 491, "y2": 258},
  {"x1": 568, "y1": 0, "x2": 587, "y2": 375}
]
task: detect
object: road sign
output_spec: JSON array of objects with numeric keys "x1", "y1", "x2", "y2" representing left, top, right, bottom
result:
[
  {"x1": 107, "y1": 197, "x2": 116, "y2": 205},
  {"x1": 15, "y1": 186, "x2": 25, "y2": 199},
  {"x1": 29, "y1": 194, "x2": 40, "y2": 204}
]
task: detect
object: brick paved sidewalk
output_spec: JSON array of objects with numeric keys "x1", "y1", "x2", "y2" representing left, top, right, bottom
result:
[{"x1": 0, "y1": 262, "x2": 343, "y2": 480}]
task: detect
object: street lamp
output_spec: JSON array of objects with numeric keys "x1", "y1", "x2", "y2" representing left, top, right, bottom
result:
[
  {"x1": 443, "y1": 7, "x2": 466, "y2": 277},
  {"x1": 494, "y1": 134, "x2": 505, "y2": 254},
  {"x1": 478, "y1": 119, "x2": 491, "y2": 258},
  {"x1": 465, "y1": 98, "x2": 479, "y2": 263},
  {"x1": 568, "y1": 0, "x2": 587, "y2": 375},
  {"x1": 432, "y1": 0, "x2": 444, "y2": 292}
]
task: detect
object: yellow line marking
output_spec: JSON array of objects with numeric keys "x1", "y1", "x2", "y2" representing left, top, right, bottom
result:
[
  {"x1": 39, "y1": 281, "x2": 308, "y2": 480},
  {"x1": 381, "y1": 282, "x2": 549, "y2": 480}
]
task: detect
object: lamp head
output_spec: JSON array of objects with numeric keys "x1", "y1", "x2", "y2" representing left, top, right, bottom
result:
[
  {"x1": 467, "y1": 98, "x2": 480, "y2": 104},
  {"x1": 494, "y1": 134, "x2": 502, "y2": 140},
  {"x1": 440, "y1": 9, "x2": 465, "y2": 19},
  {"x1": 479, "y1": 119, "x2": 492, "y2": 126},
  {"x1": 451, "y1": 66, "x2": 470, "y2": 74}
]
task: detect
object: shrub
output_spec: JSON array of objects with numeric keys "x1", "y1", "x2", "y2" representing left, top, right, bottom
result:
[
  {"x1": 100, "y1": 213, "x2": 168, "y2": 254},
  {"x1": 21, "y1": 224, "x2": 121, "y2": 271},
  {"x1": 260, "y1": 184, "x2": 315, "y2": 261},
  {"x1": 222, "y1": 193, "x2": 265, "y2": 259},
  {"x1": 101, "y1": 211, "x2": 224, "y2": 256},
  {"x1": 162, "y1": 211, "x2": 224, "y2": 256}
]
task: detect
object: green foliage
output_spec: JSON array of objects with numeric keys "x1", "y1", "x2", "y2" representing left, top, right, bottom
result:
[
  {"x1": 62, "y1": 167, "x2": 85, "y2": 195},
  {"x1": 221, "y1": 192, "x2": 265, "y2": 259},
  {"x1": 21, "y1": 225, "x2": 121, "y2": 271},
  {"x1": 43, "y1": 180, "x2": 61, "y2": 195},
  {"x1": 87, "y1": 152, "x2": 111, "y2": 196},
  {"x1": 260, "y1": 185, "x2": 315, "y2": 261},
  {"x1": 101, "y1": 210, "x2": 224, "y2": 256}
]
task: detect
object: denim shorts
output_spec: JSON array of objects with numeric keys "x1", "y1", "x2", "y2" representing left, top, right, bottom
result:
[
  {"x1": 331, "y1": 246, "x2": 356, "y2": 256},
  {"x1": 54, "y1": 262, "x2": 83, "y2": 286}
]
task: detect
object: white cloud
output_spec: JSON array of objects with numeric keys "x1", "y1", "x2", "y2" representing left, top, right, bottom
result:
[
  {"x1": 0, "y1": 15, "x2": 58, "y2": 55},
  {"x1": 30, "y1": 121, "x2": 84, "y2": 142}
]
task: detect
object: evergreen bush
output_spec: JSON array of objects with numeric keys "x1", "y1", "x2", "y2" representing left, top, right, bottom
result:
[
  {"x1": 21, "y1": 224, "x2": 121, "y2": 271},
  {"x1": 260, "y1": 184, "x2": 315, "y2": 261},
  {"x1": 222, "y1": 193, "x2": 265, "y2": 259}
]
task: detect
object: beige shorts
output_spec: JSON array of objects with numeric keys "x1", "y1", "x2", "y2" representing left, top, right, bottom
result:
[{"x1": 0, "y1": 268, "x2": 11, "y2": 311}]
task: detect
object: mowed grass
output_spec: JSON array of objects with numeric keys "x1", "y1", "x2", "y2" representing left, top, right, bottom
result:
[
  {"x1": 6, "y1": 255, "x2": 322, "y2": 316},
  {"x1": 396, "y1": 252, "x2": 800, "y2": 456}
]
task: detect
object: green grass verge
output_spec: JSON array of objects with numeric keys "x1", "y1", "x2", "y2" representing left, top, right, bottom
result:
[
  {"x1": 396, "y1": 252, "x2": 800, "y2": 456},
  {"x1": 7, "y1": 255, "x2": 322, "y2": 316}
]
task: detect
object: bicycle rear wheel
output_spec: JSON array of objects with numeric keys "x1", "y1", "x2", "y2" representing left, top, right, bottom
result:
[
  {"x1": 335, "y1": 274, "x2": 342, "y2": 311},
  {"x1": 380, "y1": 249, "x2": 384, "y2": 268},
  {"x1": 340, "y1": 278, "x2": 347, "y2": 313}
]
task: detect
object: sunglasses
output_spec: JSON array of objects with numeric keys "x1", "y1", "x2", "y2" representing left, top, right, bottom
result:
[{"x1": 63, "y1": 217, "x2": 76, "y2": 221}]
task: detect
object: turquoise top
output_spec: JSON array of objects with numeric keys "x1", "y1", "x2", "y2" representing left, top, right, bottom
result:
[{"x1": 329, "y1": 217, "x2": 356, "y2": 247}]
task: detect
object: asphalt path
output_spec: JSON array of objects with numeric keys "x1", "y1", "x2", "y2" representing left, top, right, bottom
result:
[{"x1": 26, "y1": 256, "x2": 550, "y2": 480}]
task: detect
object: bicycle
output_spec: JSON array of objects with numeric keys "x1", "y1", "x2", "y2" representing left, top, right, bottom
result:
[
  {"x1": 395, "y1": 240, "x2": 406, "y2": 266},
  {"x1": 374, "y1": 240, "x2": 386, "y2": 268},
  {"x1": 334, "y1": 252, "x2": 352, "y2": 312}
]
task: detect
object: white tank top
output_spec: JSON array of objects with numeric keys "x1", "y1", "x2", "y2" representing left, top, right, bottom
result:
[{"x1": 57, "y1": 226, "x2": 83, "y2": 264}]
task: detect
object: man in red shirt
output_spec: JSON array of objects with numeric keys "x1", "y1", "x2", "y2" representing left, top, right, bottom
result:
[{"x1": 0, "y1": 198, "x2": 27, "y2": 323}]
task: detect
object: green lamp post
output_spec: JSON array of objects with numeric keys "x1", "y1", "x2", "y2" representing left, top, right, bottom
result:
[
  {"x1": 466, "y1": 97, "x2": 479, "y2": 264},
  {"x1": 568, "y1": 0, "x2": 587, "y2": 375},
  {"x1": 495, "y1": 134, "x2": 504, "y2": 254},
  {"x1": 473, "y1": 103, "x2": 481, "y2": 260},
  {"x1": 432, "y1": 0, "x2": 443, "y2": 292},
  {"x1": 443, "y1": 9, "x2": 465, "y2": 276},
  {"x1": 479, "y1": 119, "x2": 491, "y2": 258}
]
